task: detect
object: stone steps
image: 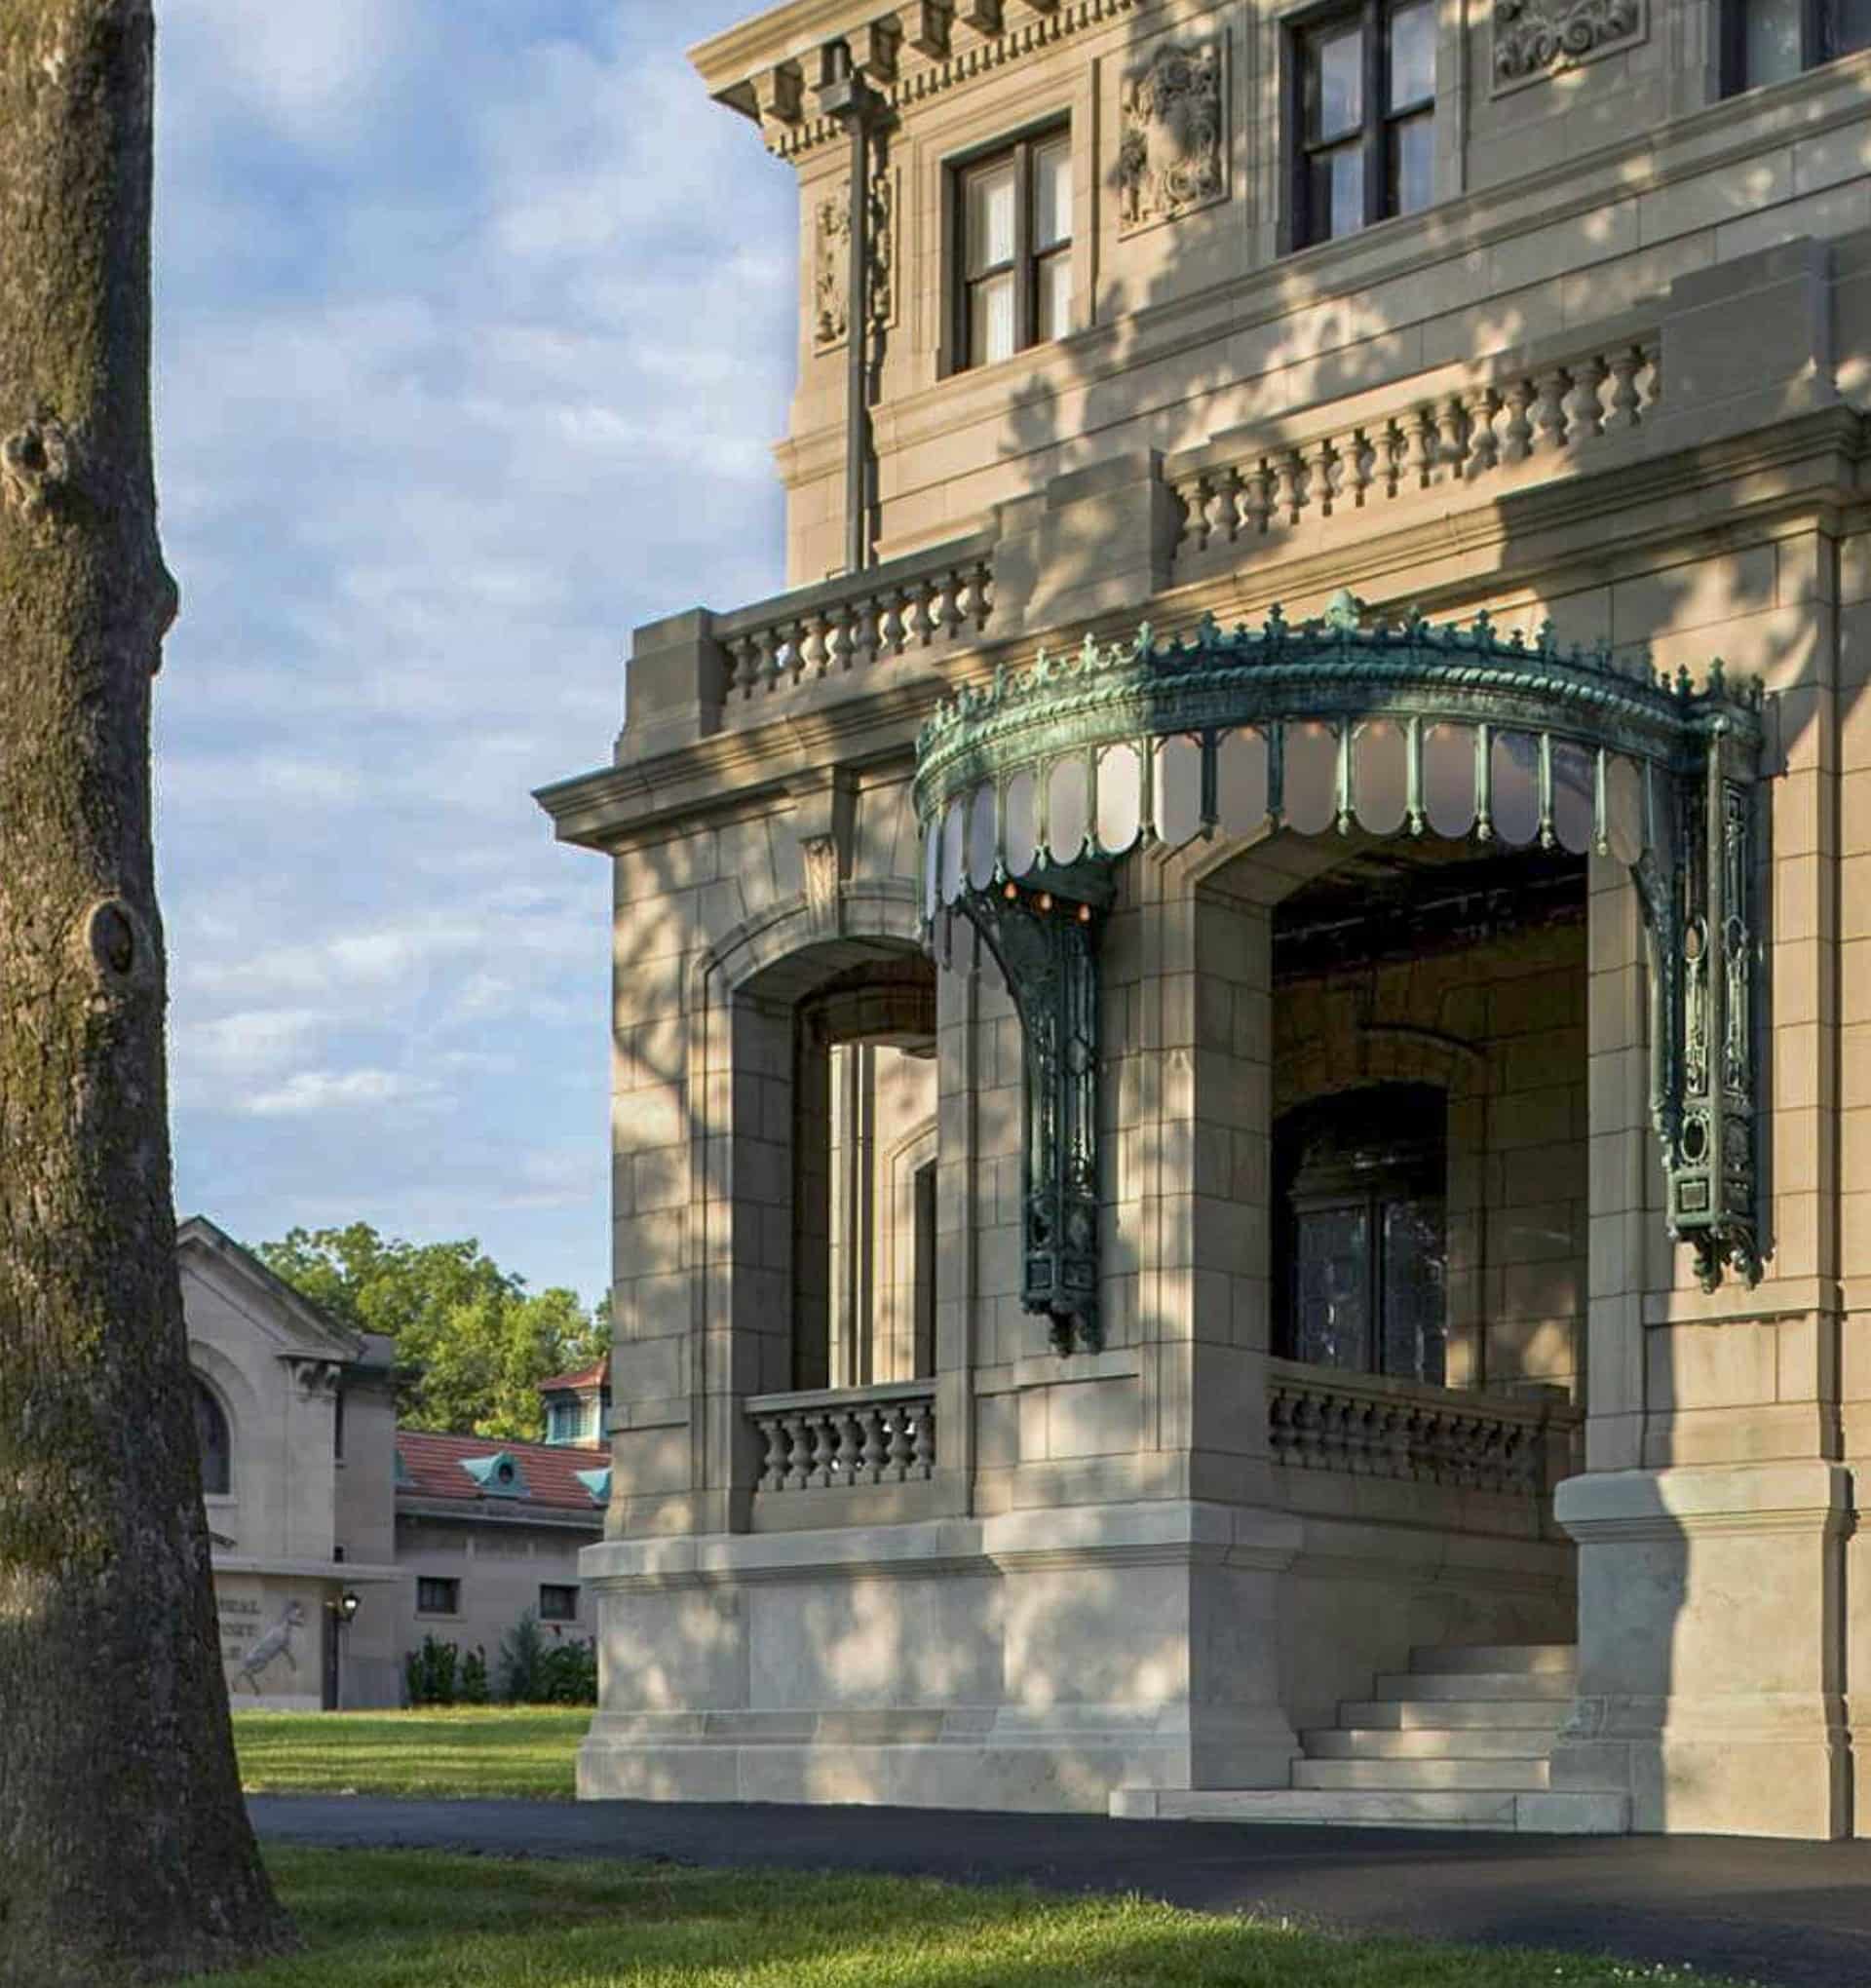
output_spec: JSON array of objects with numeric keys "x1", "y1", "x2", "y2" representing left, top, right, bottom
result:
[
  {"x1": 1301, "y1": 1725, "x2": 1557, "y2": 1759},
  {"x1": 1112, "y1": 1640, "x2": 1626, "y2": 1834},
  {"x1": 1372, "y1": 1669, "x2": 1575, "y2": 1701},
  {"x1": 1338, "y1": 1697, "x2": 1569, "y2": 1730},
  {"x1": 1408, "y1": 1642, "x2": 1575, "y2": 1674},
  {"x1": 1293, "y1": 1756, "x2": 1551, "y2": 1791}
]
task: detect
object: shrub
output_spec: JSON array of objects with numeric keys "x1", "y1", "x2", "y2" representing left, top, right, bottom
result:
[
  {"x1": 459, "y1": 1645, "x2": 489, "y2": 1704},
  {"x1": 496, "y1": 1610, "x2": 597, "y2": 1705},
  {"x1": 403, "y1": 1633, "x2": 460, "y2": 1707},
  {"x1": 495, "y1": 1610, "x2": 547, "y2": 1704}
]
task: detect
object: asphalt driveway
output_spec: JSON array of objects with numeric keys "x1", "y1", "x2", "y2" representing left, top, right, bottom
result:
[{"x1": 249, "y1": 1794, "x2": 1871, "y2": 1986}]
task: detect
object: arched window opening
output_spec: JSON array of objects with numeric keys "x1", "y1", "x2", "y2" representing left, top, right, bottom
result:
[
  {"x1": 1274, "y1": 1084, "x2": 1448, "y2": 1384},
  {"x1": 194, "y1": 1376, "x2": 232, "y2": 1496},
  {"x1": 792, "y1": 956, "x2": 937, "y2": 1391}
]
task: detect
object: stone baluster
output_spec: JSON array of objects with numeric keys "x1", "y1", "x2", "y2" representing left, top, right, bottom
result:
[
  {"x1": 885, "y1": 1404, "x2": 914, "y2": 1481},
  {"x1": 832, "y1": 1406, "x2": 863, "y2": 1482},
  {"x1": 1567, "y1": 356, "x2": 1608, "y2": 442},
  {"x1": 852, "y1": 595, "x2": 880, "y2": 669},
  {"x1": 1639, "y1": 340, "x2": 1661, "y2": 412},
  {"x1": 1344, "y1": 431, "x2": 1374, "y2": 509},
  {"x1": 1532, "y1": 366, "x2": 1571, "y2": 452},
  {"x1": 939, "y1": 568, "x2": 967, "y2": 641},
  {"x1": 1276, "y1": 448, "x2": 1305, "y2": 525},
  {"x1": 783, "y1": 1411, "x2": 811, "y2": 1490},
  {"x1": 805, "y1": 1410, "x2": 836, "y2": 1487},
  {"x1": 1436, "y1": 395, "x2": 1469, "y2": 471},
  {"x1": 1379, "y1": 419, "x2": 1407, "y2": 498},
  {"x1": 758, "y1": 1414, "x2": 789, "y2": 1491},
  {"x1": 1500, "y1": 378, "x2": 1535, "y2": 465},
  {"x1": 1307, "y1": 436, "x2": 1337, "y2": 518},
  {"x1": 1407, "y1": 405, "x2": 1437, "y2": 488},
  {"x1": 1466, "y1": 387, "x2": 1500, "y2": 478},
  {"x1": 874, "y1": 584, "x2": 906, "y2": 656},
  {"x1": 857, "y1": 1404, "x2": 887, "y2": 1484},
  {"x1": 911, "y1": 1400, "x2": 936, "y2": 1478},
  {"x1": 966, "y1": 558, "x2": 993, "y2": 630},
  {"x1": 904, "y1": 579, "x2": 936, "y2": 647},
  {"x1": 823, "y1": 604, "x2": 853, "y2": 674},
  {"x1": 1241, "y1": 463, "x2": 1273, "y2": 535},
  {"x1": 1604, "y1": 346, "x2": 1644, "y2": 432},
  {"x1": 1178, "y1": 473, "x2": 1212, "y2": 553},
  {"x1": 1267, "y1": 1388, "x2": 1295, "y2": 1464},
  {"x1": 801, "y1": 612, "x2": 831, "y2": 681}
]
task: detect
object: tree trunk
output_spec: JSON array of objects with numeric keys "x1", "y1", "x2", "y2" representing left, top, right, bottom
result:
[{"x1": 0, "y1": 4, "x2": 294, "y2": 1979}]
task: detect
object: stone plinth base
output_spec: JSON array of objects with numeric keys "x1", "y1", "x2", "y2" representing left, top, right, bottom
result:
[
  {"x1": 1553, "y1": 1463, "x2": 1851, "y2": 1839},
  {"x1": 578, "y1": 1502, "x2": 1304, "y2": 1814}
]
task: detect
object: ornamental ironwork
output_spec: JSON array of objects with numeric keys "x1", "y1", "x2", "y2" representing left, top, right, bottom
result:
[{"x1": 912, "y1": 592, "x2": 1768, "y2": 1351}]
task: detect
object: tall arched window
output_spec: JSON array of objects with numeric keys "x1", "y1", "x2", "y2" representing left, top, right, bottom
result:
[
  {"x1": 1274, "y1": 1083, "x2": 1447, "y2": 1385},
  {"x1": 194, "y1": 1377, "x2": 232, "y2": 1496}
]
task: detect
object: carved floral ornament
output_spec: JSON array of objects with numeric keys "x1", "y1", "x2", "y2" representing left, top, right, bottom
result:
[
  {"x1": 1492, "y1": 0, "x2": 1645, "y2": 90},
  {"x1": 912, "y1": 595, "x2": 1767, "y2": 1352},
  {"x1": 1118, "y1": 36, "x2": 1226, "y2": 234}
]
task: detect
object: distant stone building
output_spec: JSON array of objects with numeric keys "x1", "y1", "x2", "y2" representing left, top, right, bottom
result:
[
  {"x1": 180, "y1": 1217, "x2": 606, "y2": 1708},
  {"x1": 538, "y1": 0, "x2": 1871, "y2": 1838}
]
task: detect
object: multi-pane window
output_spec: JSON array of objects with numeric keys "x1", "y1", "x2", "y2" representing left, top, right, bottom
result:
[
  {"x1": 539, "y1": 1584, "x2": 579, "y2": 1624},
  {"x1": 1726, "y1": 0, "x2": 1871, "y2": 90},
  {"x1": 416, "y1": 1577, "x2": 459, "y2": 1616},
  {"x1": 1274, "y1": 1086, "x2": 1448, "y2": 1386},
  {"x1": 956, "y1": 128, "x2": 1071, "y2": 370},
  {"x1": 1293, "y1": 0, "x2": 1436, "y2": 248}
]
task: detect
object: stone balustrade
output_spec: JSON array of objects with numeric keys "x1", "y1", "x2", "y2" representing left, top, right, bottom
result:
[
  {"x1": 1266, "y1": 1360, "x2": 1579, "y2": 1498},
  {"x1": 1169, "y1": 332, "x2": 1661, "y2": 561},
  {"x1": 717, "y1": 532, "x2": 995, "y2": 707},
  {"x1": 747, "y1": 1380, "x2": 936, "y2": 1492}
]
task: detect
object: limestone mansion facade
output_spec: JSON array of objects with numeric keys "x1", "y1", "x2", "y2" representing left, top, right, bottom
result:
[{"x1": 536, "y1": 0, "x2": 1871, "y2": 1836}]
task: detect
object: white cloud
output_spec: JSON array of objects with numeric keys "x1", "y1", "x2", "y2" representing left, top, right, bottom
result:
[
  {"x1": 151, "y1": 1, "x2": 786, "y2": 1298},
  {"x1": 244, "y1": 1068, "x2": 433, "y2": 1118}
]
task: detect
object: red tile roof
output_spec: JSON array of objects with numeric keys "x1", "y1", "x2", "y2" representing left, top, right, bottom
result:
[
  {"x1": 535, "y1": 1355, "x2": 610, "y2": 1396},
  {"x1": 395, "y1": 1430, "x2": 605, "y2": 1512}
]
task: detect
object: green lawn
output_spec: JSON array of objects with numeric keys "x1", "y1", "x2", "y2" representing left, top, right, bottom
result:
[
  {"x1": 232, "y1": 1707, "x2": 587, "y2": 1799},
  {"x1": 183, "y1": 1848, "x2": 1754, "y2": 1987}
]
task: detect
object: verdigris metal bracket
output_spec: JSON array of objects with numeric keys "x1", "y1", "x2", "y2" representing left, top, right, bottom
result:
[{"x1": 914, "y1": 597, "x2": 1768, "y2": 1343}]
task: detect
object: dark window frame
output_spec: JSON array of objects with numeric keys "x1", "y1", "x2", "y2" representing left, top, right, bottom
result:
[
  {"x1": 538, "y1": 1583, "x2": 580, "y2": 1624},
  {"x1": 946, "y1": 118, "x2": 1072, "y2": 375},
  {"x1": 1284, "y1": 0, "x2": 1436, "y2": 252},
  {"x1": 194, "y1": 1377, "x2": 232, "y2": 1498},
  {"x1": 1273, "y1": 1084, "x2": 1449, "y2": 1385},
  {"x1": 416, "y1": 1576, "x2": 460, "y2": 1617},
  {"x1": 1721, "y1": 0, "x2": 1870, "y2": 92}
]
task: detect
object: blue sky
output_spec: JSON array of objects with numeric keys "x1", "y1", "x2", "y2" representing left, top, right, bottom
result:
[{"x1": 154, "y1": 0, "x2": 791, "y2": 1306}]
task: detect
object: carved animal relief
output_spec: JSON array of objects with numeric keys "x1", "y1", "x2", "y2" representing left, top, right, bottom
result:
[
  {"x1": 1118, "y1": 38, "x2": 1226, "y2": 235},
  {"x1": 1493, "y1": 0, "x2": 1644, "y2": 88}
]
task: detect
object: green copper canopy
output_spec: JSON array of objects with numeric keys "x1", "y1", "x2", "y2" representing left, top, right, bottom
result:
[{"x1": 912, "y1": 594, "x2": 1768, "y2": 1352}]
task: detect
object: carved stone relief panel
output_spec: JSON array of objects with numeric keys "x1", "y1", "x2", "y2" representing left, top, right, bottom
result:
[
  {"x1": 1491, "y1": 0, "x2": 1645, "y2": 92},
  {"x1": 1117, "y1": 35, "x2": 1227, "y2": 237},
  {"x1": 812, "y1": 167, "x2": 899, "y2": 354}
]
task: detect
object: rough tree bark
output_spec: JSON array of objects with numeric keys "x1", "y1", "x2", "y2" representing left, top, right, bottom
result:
[{"x1": 0, "y1": 3, "x2": 294, "y2": 1980}]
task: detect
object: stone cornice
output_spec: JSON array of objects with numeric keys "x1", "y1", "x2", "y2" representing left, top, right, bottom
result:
[
  {"x1": 537, "y1": 405, "x2": 1867, "y2": 857},
  {"x1": 693, "y1": 0, "x2": 1144, "y2": 163}
]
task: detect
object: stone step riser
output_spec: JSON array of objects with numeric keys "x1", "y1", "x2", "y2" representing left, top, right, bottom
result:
[
  {"x1": 1339, "y1": 1699, "x2": 1568, "y2": 1731},
  {"x1": 1294, "y1": 1758, "x2": 1551, "y2": 1791},
  {"x1": 1374, "y1": 1671, "x2": 1574, "y2": 1701},
  {"x1": 1300, "y1": 1727, "x2": 1557, "y2": 1760},
  {"x1": 1407, "y1": 1644, "x2": 1576, "y2": 1675}
]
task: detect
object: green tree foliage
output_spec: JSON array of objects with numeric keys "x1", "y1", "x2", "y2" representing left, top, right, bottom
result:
[{"x1": 257, "y1": 1224, "x2": 605, "y2": 1441}]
